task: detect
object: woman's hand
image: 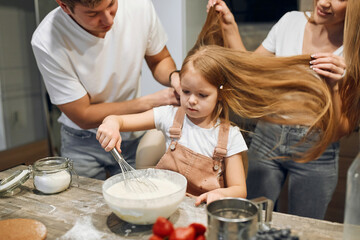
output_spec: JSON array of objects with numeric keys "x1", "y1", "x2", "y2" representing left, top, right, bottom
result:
[
  {"x1": 96, "y1": 116, "x2": 122, "y2": 152},
  {"x1": 206, "y1": 0, "x2": 246, "y2": 50},
  {"x1": 310, "y1": 53, "x2": 346, "y2": 89},
  {"x1": 207, "y1": 0, "x2": 236, "y2": 27}
]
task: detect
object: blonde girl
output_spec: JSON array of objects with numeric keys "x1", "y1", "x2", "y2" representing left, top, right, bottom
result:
[
  {"x1": 97, "y1": 55, "x2": 248, "y2": 206},
  {"x1": 97, "y1": 42, "x2": 339, "y2": 206}
]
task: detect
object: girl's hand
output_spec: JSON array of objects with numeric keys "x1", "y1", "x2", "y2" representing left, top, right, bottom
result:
[
  {"x1": 195, "y1": 189, "x2": 225, "y2": 206},
  {"x1": 310, "y1": 53, "x2": 346, "y2": 89},
  {"x1": 96, "y1": 116, "x2": 122, "y2": 152}
]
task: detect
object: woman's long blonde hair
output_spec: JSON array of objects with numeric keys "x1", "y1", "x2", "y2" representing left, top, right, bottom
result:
[
  {"x1": 340, "y1": 0, "x2": 360, "y2": 134},
  {"x1": 180, "y1": 7, "x2": 336, "y2": 163}
]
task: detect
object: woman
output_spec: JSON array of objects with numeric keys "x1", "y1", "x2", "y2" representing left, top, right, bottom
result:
[{"x1": 208, "y1": 0, "x2": 347, "y2": 219}]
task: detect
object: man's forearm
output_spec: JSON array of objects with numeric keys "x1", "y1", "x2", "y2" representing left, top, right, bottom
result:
[
  {"x1": 57, "y1": 95, "x2": 158, "y2": 130},
  {"x1": 145, "y1": 46, "x2": 177, "y2": 86},
  {"x1": 151, "y1": 56, "x2": 177, "y2": 86}
]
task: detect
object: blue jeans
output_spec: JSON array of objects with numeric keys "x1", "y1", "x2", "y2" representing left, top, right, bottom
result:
[
  {"x1": 60, "y1": 125, "x2": 141, "y2": 180},
  {"x1": 246, "y1": 121, "x2": 339, "y2": 220}
]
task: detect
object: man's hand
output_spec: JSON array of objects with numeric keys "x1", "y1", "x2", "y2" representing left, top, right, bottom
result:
[
  {"x1": 169, "y1": 70, "x2": 181, "y2": 99},
  {"x1": 148, "y1": 87, "x2": 180, "y2": 108}
]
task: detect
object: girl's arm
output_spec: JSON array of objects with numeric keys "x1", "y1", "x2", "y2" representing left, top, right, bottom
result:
[
  {"x1": 96, "y1": 109, "x2": 156, "y2": 152},
  {"x1": 195, "y1": 152, "x2": 247, "y2": 206}
]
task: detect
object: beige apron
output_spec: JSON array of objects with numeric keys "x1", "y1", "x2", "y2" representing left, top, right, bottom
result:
[{"x1": 156, "y1": 107, "x2": 230, "y2": 196}]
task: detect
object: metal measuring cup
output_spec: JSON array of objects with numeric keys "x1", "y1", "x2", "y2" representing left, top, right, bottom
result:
[{"x1": 206, "y1": 197, "x2": 273, "y2": 240}]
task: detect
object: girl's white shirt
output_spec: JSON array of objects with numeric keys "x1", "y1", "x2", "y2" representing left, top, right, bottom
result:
[{"x1": 153, "y1": 105, "x2": 248, "y2": 158}]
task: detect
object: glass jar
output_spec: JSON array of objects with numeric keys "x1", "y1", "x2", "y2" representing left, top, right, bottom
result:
[
  {"x1": 32, "y1": 157, "x2": 78, "y2": 194},
  {"x1": 0, "y1": 167, "x2": 32, "y2": 196}
]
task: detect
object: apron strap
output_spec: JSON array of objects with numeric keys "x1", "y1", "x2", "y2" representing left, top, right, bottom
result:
[
  {"x1": 213, "y1": 119, "x2": 230, "y2": 159},
  {"x1": 169, "y1": 107, "x2": 185, "y2": 139}
]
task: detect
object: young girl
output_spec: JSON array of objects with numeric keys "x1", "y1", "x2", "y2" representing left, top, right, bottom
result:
[{"x1": 96, "y1": 54, "x2": 248, "y2": 206}]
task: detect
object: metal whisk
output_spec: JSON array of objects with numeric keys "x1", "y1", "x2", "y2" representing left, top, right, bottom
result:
[{"x1": 110, "y1": 148, "x2": 158, "y2": 192}]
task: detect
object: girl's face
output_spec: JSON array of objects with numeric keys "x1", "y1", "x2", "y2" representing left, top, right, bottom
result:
[
  {"x1": 313, "y1": 0, "x2": 347, "y2": 25},
  {"x1": 180, "y1": 66, "x2": 219, "y2": 128}
]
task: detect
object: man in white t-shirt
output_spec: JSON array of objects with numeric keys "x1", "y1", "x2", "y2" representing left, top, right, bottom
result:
[{"x1": 31, "y1": 0, "x2": 180, "y2": 179}]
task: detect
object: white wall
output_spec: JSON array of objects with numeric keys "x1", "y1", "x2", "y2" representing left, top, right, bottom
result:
[
  {"x1": 141, "y1": 0, "x2": 207, "y2": 96},
  {"x1": 184, "y1": 1, "x2": 208, "y2": 56}
]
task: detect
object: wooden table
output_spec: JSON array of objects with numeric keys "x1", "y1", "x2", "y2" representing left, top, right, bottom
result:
[{"x1": 0, "y1": 166, "x2": 344, "y2": 239}]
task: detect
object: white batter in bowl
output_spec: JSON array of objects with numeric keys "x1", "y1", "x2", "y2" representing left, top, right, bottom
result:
[{"x1": 102, "y1": 169, "x2": 187, "y2": 224}]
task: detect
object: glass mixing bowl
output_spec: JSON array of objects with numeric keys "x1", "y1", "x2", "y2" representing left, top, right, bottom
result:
[{"x1": 102, "y1": 168, "x2": 187, "y2": 225}]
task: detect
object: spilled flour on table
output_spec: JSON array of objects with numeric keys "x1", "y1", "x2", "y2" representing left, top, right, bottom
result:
[
  {"x1": 174, "y1": 197, "x2": 207, "y2": 225},
  {"x1": 58, "y1": 216, "x2": 107, "y2": 240},
  {"x1": 70, "y1": 195, "x2": 105, "y2": 215}
]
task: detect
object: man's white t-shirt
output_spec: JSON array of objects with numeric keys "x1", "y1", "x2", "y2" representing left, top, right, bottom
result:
[
  {"x1": 153, "y1": 106, "x2": 248, "y2": 158},
  {"x1": 262, "y1": 11, "x2": 343, "y2": 57},
  {"x1": 31, "y1": 0, "x2": 167, "y2": 140}
]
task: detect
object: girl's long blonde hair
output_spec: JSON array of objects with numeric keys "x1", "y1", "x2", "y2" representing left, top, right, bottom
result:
[
  {"x1": 340, "y1": 0, "x2": 360, "y2": 134},
  {"x1": 180, "y1": 7, "x2": 336, "y2": 163}
]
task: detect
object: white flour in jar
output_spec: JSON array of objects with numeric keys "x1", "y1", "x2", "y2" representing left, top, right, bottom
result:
[
  {"x1": 34, "y1": 170, "x2": 71, "y2": 194},
  {"x1": 106, "y1": 177, "x2": 181, "y2": 199}
]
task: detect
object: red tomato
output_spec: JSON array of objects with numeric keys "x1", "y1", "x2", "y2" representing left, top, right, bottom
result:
[
  {"x1": 149, "y1": 235, "x2": 163, "y2": 240},
  {"x1": 189, "y1": 223, "x2": 206, "y2": 236},
  {"x1": 152, "y1": 217, "x2": 174, "y2": 237},
  {"x1": 169, "y1": 227, "x2": 196, "y2": 240},
  {"x1": 195, "y1": 236, "x2": 206, "y2": 240}
]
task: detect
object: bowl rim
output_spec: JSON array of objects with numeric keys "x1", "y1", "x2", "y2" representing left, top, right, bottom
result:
[{"x1": 102, "y1": 168, "x2": 187, "y2": 202}]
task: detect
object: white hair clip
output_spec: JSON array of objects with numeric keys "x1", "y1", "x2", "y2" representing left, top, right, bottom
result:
[
  {"x1": 219, "y1": 85, "x2": 223, "y2": 90},
  {"x1": 341, "y1": 69, "x2": 347, "y2": 78}
]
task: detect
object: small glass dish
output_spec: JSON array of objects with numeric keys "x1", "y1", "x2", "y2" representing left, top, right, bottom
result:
[{"x1": 32, "y1": 157, "x2": 78, "y2": 194}]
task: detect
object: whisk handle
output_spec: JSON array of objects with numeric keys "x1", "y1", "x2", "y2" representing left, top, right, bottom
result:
[{"x1": 110, "y1": 148, "x2": 121, "y2": 160}]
